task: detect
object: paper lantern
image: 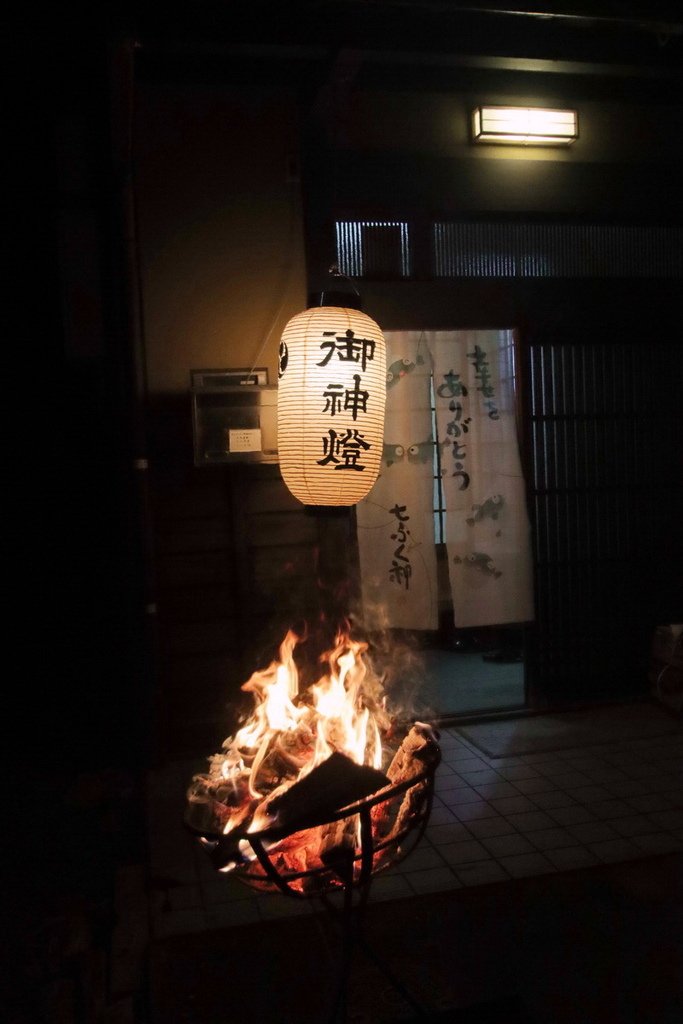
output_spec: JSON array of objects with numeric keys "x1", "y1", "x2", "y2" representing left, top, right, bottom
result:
[{"x1": 278, "y1": 305, "x2": 386, "y2": 506}]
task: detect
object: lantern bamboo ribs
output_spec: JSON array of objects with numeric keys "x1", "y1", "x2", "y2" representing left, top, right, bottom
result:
[{"x1": 277, "y1": 305, "x2": 386, "y2": 506}]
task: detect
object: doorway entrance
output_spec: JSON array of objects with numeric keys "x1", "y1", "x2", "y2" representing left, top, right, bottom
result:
[
  {"x1": 356, "y1": 329, "x2": 532, "y2": 719},
  {"x1": 419, "y1": 627, "x2": 526, "y2": 718}
]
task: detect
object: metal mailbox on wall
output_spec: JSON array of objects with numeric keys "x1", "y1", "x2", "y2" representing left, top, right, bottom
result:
[{"x1": 191, "y1": 369, "x2": 278, "y2": 466}]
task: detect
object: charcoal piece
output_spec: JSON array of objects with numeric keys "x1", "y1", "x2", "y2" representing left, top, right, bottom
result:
[{"x1": 267, "y1": 752, "x2": 389, "y2": 828}]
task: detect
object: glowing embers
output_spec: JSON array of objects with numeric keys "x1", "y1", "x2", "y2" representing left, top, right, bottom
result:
[{"x1": 186, "y1": 628, "x2": 440, "y2": 895}]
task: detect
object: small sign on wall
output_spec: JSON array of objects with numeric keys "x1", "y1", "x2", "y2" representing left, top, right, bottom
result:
[{"x1": 228, "y1": 428, "x2": 262, "y2": 453}]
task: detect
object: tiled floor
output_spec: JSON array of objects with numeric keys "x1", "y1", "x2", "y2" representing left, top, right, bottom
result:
[{"x1": 147, "y1": 721, "x2": 683, "y2": 939}]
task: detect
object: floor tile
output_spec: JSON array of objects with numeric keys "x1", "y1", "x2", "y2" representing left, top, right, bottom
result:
[
  {"x1": 429, "y1": 804, "x2": 458, "y2": 825},
  {"x1": 442, "y1": 786, "x2": 487, "y2": 806},
  {"x1": 647, "y1": 808, "x2": 683, "y2": 830},
  {"x1": 567, "y1": 821, "x2": 620, "y2": 844},
  {"x1": 400, "y1": 844, "x2": 448, "y2": 872},
  {"x1": 547, "y1": 805, "x2": 596, "y2": 827},
  {"x1": 545, "y1": 846, "x2": 600, "y2": 871},
  {"x1": 519, "y1": 754, "x2": 566, "y2": 769},
  {"x1": 559, "y1": 755, "x2": 609, "y2": 772},
  {"x1": 560, "y1": 746, "x2": 603, "y2": 760},
  {"x1": 627, "y1": 793, "x2": 676, "y2": 814},
  {"x1": 534, "y1": 768, "x2": 592, "y2": 787},
  {"x1": 585, "y1": 798, "x2": 634, "y2": 820},
  {"x1": 435, "y1": 773, "x2": 470, "y2": 793},
  {"x1": 488, "y1": 795, "x2": 537, "y2": 815},
  {"x1": 636, "y1": 772, "x2": 682, "y2": 793},
  {"x1": 452, "y1": 800, "x2": 499, "y2": 822},
  {"x1": 600, "y1": 749, "x2": 637, "y2": 766},
  {"x1": 602, "y1": 778, "x2": 650, "y2": 799},
  {"x1": 444, "y1": 756, "x2": 491, "y2": 772},
  {"x1": 481, "y1": 833, "x2": 535, "y2": 857},
  {"x1": 651, "y1": 742, "x2": 683, "y2": 759},
  {"x1": 581, "y1": 766, "x2": 630, "y2": 784},
  {"x1": 565, "y1": 785, "x2": 614, "y2": 804},
  {"x1": 367, "y1": 874, "x2": 414, "y2": 902},
  {"x1": 471, "y1": 781, "x2": 521, "y2": 800},
  {"x1": 511, "y1": 775, "x2": 559, "y2": 795},
  {"x1": 587, "y1": 838, "x2": 642, "y2": 863},
  {"x1": 494, "y1": 764, "x2": 541, "y2": 781},
  {"x1": 426, "y1": 821, "x2": 472, "y2": 846},
  {"x1": 464, "y1": 816, "x2": 517, "y2": 840},
  {"x1": 505, "y1": 810, "x2": 557, "y2": 833},
  {"x1": 407, "y1": 866, "x2": 461, "y2": 893},
  {"x1": 455, "y1": 860, "x2": 511, "y2": 887},
  {"x1": 528, "y1": 790, "x2": 578, "y2": 811},
  {"x1": 455, "y1": 769, "x2": 503, "y2": 786},
  {"x1": 624, "y1": 763, "x2": 665, "y2": 779},
  {"x1": 438, "y1": 839, "x2": 491, "y2": 865},
  {"x1": 498, "y1": 852, "x2": 555, "y2": 878},
  {"x1": 609, "y1": 814, "x2": 659, "y2": 838},
  {"x1": 438, "y1": 731, "x2": 471, "y2": 749},
  {"x1": 630, "y1": 832, "x2": 683, "y2": 855},
  {"x1": 526, "y1": 827, "x2": 578, "y2": 852}
]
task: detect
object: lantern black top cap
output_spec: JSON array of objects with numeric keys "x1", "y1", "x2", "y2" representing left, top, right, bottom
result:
[{"x1": 308, "y1": 264, "x2": 362, "y2": 311}]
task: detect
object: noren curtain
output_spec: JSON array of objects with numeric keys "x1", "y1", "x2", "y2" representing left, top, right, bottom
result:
[{"x1": 356, "y1": 330, "x2": 534, "y2": 629}]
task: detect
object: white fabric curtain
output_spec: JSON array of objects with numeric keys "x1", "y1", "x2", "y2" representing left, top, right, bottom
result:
[
  {"x1": 430, "y1": 330, "x2": 534, "y2": 627},
  {"x1": 357, "y1": 329, "x2": 534, "y2": 629},
  {"x1": 355, "y1": 332, "x2": 439, "y2": 630}
]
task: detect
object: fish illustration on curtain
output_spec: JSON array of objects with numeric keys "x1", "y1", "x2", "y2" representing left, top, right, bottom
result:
[{"x1": 358, "y1": 330, "x2": 534, "y2": 630}]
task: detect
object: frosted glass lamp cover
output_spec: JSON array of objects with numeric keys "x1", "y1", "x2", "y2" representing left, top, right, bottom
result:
[
  {"x1": 472, "y1": 106, "x2": 578, "y2": 145},
  {"x1": 278, "y1": 306, "x2": 386, "y2": 506}
]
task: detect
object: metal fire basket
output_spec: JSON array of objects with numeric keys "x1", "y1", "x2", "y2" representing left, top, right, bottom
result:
[
  {"x1": 185, "y1": 746, "x2": 440, "y2": 897},
  {"x1": 185, "y1": 731, "x2": 441, "y2": 1023}
]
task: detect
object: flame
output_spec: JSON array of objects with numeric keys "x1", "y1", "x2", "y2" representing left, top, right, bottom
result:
[{"x1": 188, "y1": 627, "x2": 393, "y2": 864}]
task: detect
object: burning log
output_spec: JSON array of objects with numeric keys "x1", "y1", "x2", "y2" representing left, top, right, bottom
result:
[
  {"x1": 266, "y1": 752, "x2": 390, "y2": 829},
  {"x1": 373, "y1": 723, "x2": 440, "y2": 846},
  {"x1": 386, "y1": 722, "x2": 440, "y2": 783}
]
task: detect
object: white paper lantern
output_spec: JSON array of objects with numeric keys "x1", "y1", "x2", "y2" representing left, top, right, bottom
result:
[{"x1": 278, "y1": 305, "x2": 386, "y2": 506}]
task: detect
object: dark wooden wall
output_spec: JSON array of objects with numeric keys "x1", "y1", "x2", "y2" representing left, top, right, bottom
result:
[{"x1": 146, "y1": 395, "x2": 362, "y2": 756}]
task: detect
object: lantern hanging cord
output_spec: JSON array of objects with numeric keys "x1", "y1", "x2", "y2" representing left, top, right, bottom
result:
[{"x1": 325, "y1": 263, "x2": 361, "y2": 303}]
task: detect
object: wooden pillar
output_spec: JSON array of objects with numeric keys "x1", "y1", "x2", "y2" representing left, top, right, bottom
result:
[{"x1": 310, "y1": 506, "x2": 361, "y2": 634}]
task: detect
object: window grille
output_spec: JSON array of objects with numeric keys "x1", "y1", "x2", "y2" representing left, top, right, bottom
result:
[
  {"x1": 433, "y1": 222, "x2": 682, "y2": 278},
  {"x1": 335, "y1": 221, "x2": 411, "y2": 278}
]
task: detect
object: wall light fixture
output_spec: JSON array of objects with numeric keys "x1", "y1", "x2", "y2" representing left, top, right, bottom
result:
[{"x1": 472, "y1": 106, "x2": 578, "y2": 146}]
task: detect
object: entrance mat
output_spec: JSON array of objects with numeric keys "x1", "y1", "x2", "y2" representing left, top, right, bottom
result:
[{"x1": 455, "y1": 701, "x2": 682, "y2": 758}]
